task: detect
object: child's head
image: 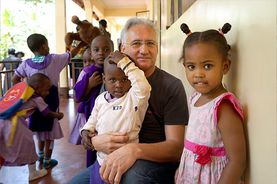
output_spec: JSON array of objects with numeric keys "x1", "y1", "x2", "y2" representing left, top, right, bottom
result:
[
  {"x1": 90, "y1": 35, "x2": 113, "y2": 67},
  {"x1": 27, "y1": 73, "x2": 52, "y2": 98},
  {"x1": 99, "y1": 19, "x2": 107, "y2": 30},
  {"x1": 103, "y1": 56, "x2": 131, "y2": 98},
  {"x1": 8, "y1": 48, "x2": 16, "y2": 55},
  {"x1": 180, "y1": 23, "x2": 232, "y2": 95},
  {"x1": 82, "y1": 48, "x2": 94, "y2": 67},
  {"x1": 27, "y1": 33, "x2": 49, "y2": 56},
  {"x1": 15, "y1": 51, "x2": 25, "y2": 59}
]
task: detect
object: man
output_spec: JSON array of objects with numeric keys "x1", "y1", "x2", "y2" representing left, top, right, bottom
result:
[
  {"x1": 99, "y1": 19, "x2": 114, "y2": 51},
  {"x1": 69, "y1": 17, "x2": 189, "y2": 184},
  {"x1": 1, "y1": 48, "x2": 21, "y2": 70},
  {"x1": 1, "y1": 48, "x2": 21, "y2": 91},
  {"x1": 99, "y1": 19, "x2": 111, "y2": 39}
]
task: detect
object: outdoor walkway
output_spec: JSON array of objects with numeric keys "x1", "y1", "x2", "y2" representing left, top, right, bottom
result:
[{"x1": 0, "y1": 97, "x2": 86, "y2": 184}]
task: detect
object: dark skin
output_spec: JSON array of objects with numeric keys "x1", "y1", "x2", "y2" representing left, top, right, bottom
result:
[
  {"x1": 217, "y1": 101, "x2": 246, "y2": 184},
  {"x1": 33, "y1": 79, "x2": 64, "y2": 161},
  {"x1": 82, "y1": 71, "x2": 102, "y2": 100},
  {"x1": 176, "y1": 43, "x2": 246, "y2": 183},
  {"x1": 81, "y1": 51, "x2": 127, "y2": 150},
  {"x1": 32, "y1": 79, "x2": 64, "y2": 120},
  {"x1": 80, "y1": 35, "x2": 112, "y2": 101}
]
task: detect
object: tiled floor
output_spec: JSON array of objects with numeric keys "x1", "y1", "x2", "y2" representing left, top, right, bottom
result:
[{"x1": 0, "y1": 98, "x2": 86, "y2": 184}]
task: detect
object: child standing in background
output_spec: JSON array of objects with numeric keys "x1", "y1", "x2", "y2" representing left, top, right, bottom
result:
[
  {"x1": 12, "y1": 33, "x2": 82, "y2": 169},
  {"x1": 69, "y1": 35, "x2": 113, "y2": 167},
  {"x1": 82, "y1": 47, "x2": 94, "y2": 67},
  {"x1": 175, "y1": 23, "x2": 246, "y2": 184},
  {"x1": 80, "y1": 51, "x2": 151, "y2": 184},
  {"x1": 0, "y1": 73, "x2": 63, "y2": 181}
]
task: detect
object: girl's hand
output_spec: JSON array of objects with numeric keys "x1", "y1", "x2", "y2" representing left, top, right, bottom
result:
[
  {"x1": 88, "y1": 71, "x2": 102, "y2": 88},
  {"x1": 106, "y1": 51, "x2": 125, "y2": 65},
  {"x1": 56, "y1": 112, "x2": 64, "y2": 120},
  {"x1": 46, "y1": 111, "x2": 64, "y2": 120}
]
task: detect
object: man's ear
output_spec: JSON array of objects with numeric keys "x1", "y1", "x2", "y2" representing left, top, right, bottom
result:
[
  {"x1": 223, "y1": 59, "x2": 231, "y2": 74},
  {"x1": 120, "y1": 43, "x2": 126, "y2": 53},
  {"x1": 102, "y1": 73, "x2": 106, "y2": 83}
]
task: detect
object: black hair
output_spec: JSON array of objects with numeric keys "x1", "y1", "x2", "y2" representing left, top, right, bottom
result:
[
  {"x1": 27, "y1": 73, "x2": 50, "y2": 89},
  {"x1": 15, "y1": 51, "x2": 25, "y2": 57},
  {"x1": 27, "y1": 33, "x2": 48, "y2": 52},
  {"x1": 99, "y1": 19, "x2": 107, "y2": 27},
  {"x1": 180, "y1": 23, "x2": 231, "y2": 61},
  {"x1": 91, "y1": 35, "x2": 113, "y2": 51},
  {"x1": 8, "y1": 48, "x2": 16, "y2": 55}
]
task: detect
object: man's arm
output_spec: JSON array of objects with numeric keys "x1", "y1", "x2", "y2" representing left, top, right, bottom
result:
[
  {"x1": 98, "y1": 124, "x2": 185, "y2": 184},
  {"x1": 135, "y1": 124, "x2": 185, "y2": 162}
]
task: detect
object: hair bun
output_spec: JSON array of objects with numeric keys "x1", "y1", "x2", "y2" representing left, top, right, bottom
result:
[
  {"x1": 221, "y1": 23, "x2": 232, "y2": 34},
  {"x1": 180, "y1": 23, "x2": 191, "y2": 35}
]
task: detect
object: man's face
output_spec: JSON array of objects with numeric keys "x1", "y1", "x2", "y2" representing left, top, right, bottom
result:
[{"x1": 121, "y1": 24, "x2": 158, "y2": 77}]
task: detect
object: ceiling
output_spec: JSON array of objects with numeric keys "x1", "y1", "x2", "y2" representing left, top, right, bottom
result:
[
  {"x1": 72, "y1": 0, "x2": 148, "y2": 27},
  {"x1": 100, "y1": 0, "x2": 148, "y2": 27},
  {"x1": 73, "y1": 0, "x2": 147, "y2": 10},
  {"x1": 100, "y1": 0, "x2": 147, "y2": 9}
]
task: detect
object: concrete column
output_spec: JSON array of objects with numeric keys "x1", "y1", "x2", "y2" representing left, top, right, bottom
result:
[
  {"x1": 83, "y1": 0, "x2": 93, "y2": 20},
  {"x1": 56, "y1": 0, "x2": 69, "y2": 98}
]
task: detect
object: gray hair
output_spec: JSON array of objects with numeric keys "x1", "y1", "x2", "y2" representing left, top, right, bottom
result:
[{"x1": 120, "y1": 17, "x2": 157, "y2": 43}]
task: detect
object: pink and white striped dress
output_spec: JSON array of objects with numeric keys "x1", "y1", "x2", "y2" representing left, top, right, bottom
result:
[{"x1": 176, "y1": 92, "x2": 244, "y2": 184}]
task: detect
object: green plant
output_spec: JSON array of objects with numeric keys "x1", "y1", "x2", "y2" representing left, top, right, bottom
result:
[{"x1": 0, "y1": 0, "x2": 54, "y2": 60}]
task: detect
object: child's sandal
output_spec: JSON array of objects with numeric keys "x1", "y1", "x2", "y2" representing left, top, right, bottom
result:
[{"x1": 43, "y1": 159, "x2": 58, "y2": 169}]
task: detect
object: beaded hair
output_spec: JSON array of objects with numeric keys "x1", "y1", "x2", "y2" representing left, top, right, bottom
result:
[{"x1": 180, "y1": 23, "x2": 232, "y2": 60}]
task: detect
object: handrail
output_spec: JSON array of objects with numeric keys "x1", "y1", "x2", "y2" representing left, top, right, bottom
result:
[
  {"x1": 0, "y1": 61, "x2": 21, "y2": 97},
  {"x1": 0, "y1": 70, "x2": 14, "y2": 74},
  {"x1": 0, "y1": 60, "x2": 21, "y2": 64},
  {"x1": 0, "y1": 60, "x2": 84, "y2": 97}
]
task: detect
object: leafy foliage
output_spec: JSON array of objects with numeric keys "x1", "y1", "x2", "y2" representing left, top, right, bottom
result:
[
  {"x1": 25, "y1": 0, "x2": 53, "y2": 5},
  {"x1": 0, "y1": 0, "x2": 55, "y2": 60}
]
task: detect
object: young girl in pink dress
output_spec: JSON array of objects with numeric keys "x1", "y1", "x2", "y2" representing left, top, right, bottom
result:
[
  {"x1": 0, "y1": 73, "x2": 63, "y2": 181},
  {"x1": 175, "y1": 23, "x2": 246, "y2": 184},
  {"x1": 12, "y1": 33, "x2": 82, "y2": 169}
]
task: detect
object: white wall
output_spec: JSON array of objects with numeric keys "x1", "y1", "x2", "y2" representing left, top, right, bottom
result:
[{"x1": 160, "y1": 0, "x2": 277, "y2": 183}]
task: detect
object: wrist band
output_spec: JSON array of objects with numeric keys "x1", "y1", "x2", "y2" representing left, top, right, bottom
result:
[{"x1": 122, "y1": 61, "x2": 133, "y2": 71}]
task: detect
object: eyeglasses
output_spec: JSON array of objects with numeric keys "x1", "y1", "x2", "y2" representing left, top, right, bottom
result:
[{"x1": 125, "y1": 40, "x2": 157, "y2": 49}]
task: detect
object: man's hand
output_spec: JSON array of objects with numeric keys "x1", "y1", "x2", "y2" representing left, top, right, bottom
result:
[
  {"x1": 91, "y1": 132, "x2": 129, "y2": 154},
  {"x1": 81, "y1": 130, "x2": 96, "y2": 150},
  {"x1": 100, "y1": 143, "x2": 140, "y2": 184},
  {"x1": 106, "y1": 51, "x2": 125, "y2": 65}
]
